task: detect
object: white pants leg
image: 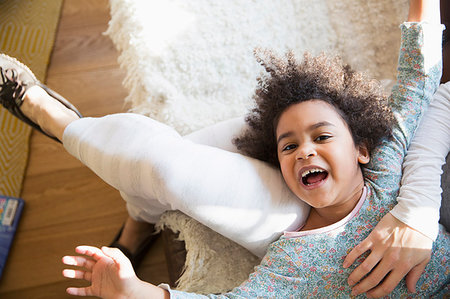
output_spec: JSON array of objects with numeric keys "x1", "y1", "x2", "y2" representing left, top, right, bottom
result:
[{"x1": 63, "y1": 114, "x2": 308, "y2": 257}]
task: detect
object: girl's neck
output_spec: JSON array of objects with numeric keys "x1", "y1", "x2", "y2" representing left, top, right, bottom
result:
[{"x1": 300, "y1": 183, "x2": 365, "y2": 231}]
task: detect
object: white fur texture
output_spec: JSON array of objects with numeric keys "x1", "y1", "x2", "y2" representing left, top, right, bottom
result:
[
  {"x1": 107, "y1": 0, "x2": 407, "y2": 135},
  {"x1": 156, "y1": 211, "x2": 260, "y2": 293},
  {"x1": 106, "y1": 0, "x2": 408, "y2": 293}
]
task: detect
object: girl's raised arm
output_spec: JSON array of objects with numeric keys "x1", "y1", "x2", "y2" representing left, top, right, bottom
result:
[
  {"x1": 343, "y1": 0, "x2": 443, "y2": 297},
  {"x1": 408, "y1": 0, "x2": 441, "y2": 23}
]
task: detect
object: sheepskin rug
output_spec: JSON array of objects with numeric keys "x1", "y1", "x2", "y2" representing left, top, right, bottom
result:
[{"x1": 106, "y1": 0, "x2": 408, "y2": 293}]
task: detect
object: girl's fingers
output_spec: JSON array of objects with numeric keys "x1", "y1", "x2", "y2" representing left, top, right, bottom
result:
[
  {"x1": 102, "y1": 246, "x2": 133, "y2": 267},
  {"x1": 75, "y1": 245, "x2": 107, "y2": 261},
  {"x1": 62, "y1": 269, "x2": 92, "y2": 282},
  {"x1": 62, "y1": 256, "x2": 95, "y2": 270},
  {"x1": 66, "y1": 287, "x2": 93, "y2": 297}
]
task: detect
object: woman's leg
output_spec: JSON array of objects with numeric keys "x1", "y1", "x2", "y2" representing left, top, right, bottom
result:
[
  {"x1": 3, "y1": 55, "x2": 308, "y2": 257},
  {"x1": 62, "y1": 112, "x2": 308, "y2": 257},
  {"x1": 20, "y1": 86, "x2": 162, "y2": 257},
  {"x1": 20, "y1": 85, "x2": 79, "y2": 140}
]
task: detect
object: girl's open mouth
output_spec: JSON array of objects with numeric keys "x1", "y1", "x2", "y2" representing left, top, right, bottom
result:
[{"x1": 300, "y1": 168, "x2": 329, "y2": 188}]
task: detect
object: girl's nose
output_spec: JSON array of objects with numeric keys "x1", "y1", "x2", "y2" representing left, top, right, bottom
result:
[{"x1": 296, "y1": 144, "x2": 317, "y2": 160}]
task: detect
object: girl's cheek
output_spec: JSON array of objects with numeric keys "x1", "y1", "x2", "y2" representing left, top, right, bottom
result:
[{"x1": 280, "y1": 162, "x2": 294, "y2": 186}]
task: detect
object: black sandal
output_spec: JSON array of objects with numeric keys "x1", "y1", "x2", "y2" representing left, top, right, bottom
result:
[
  {"x1": 110, "y1": 224, "x2": 160, "y2": 269},
  {"x1": 0, "y1": 54, "x2": 82, "y2": 143}
]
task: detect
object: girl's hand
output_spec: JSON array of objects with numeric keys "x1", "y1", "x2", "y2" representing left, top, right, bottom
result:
[
  {"x1": 62, "y1": 245, "x2": 142, "y2": 298},
  {"x1": 343, "y1": 213, "x2": 432, "y2": 298}
]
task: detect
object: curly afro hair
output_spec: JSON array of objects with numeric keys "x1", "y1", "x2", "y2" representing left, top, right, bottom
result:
[{"x1": 233, "y1": 50, "x2": 394, "y2": 168}]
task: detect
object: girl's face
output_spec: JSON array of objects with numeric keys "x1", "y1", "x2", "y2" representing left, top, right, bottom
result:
[{"x1": 276, "y1": 100, "x2": 370, "y2": 213}]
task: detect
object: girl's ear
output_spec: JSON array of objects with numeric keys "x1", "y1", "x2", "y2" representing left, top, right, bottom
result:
[{"x1": 357, "y1": 144, "x2": 370, "y2": 164}]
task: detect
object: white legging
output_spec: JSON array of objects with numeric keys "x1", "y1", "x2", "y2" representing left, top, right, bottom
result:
[{"x1": 62, "y1": 115, "x2": 309, "y2": 257}]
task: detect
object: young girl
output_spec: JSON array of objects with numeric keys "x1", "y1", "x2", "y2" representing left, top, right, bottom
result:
[
  {"x1": 0, "y1": 0, "x2": 447, "y2": 298},
  {"x1": 56, "y1": 1, "x2": 448, "y2": 297}
]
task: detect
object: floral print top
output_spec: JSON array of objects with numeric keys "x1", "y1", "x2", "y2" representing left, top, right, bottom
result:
[{"x1": 167, "y1": 22, "x2": 449, "y2": 298}]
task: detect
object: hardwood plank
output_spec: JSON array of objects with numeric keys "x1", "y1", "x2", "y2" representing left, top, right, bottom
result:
[
  {"x1": 1, "y1": 281, "x2": 82, "y2": 299},
  {"x1": 2, "y1": 167, "x2": 127, "y2": 291},
  {"x1": 58, "y1": 0, "x2": 111, "y2": 31},
  {"x1": 48, "y1": 25, "x2": 120, "y2": 75},
  {"x1": 48, "y1": 0, "x2": 118, "y2": 75},
  {"x1": 0, "y1": 0, "x2": 169, "y2": 297},
  {"x1": 23, "y1": 138, "x2": 84, "y2": 177},
  {"x1": 46, "y1": 67, "x2": 131, "y2": 117},
  {"x1": 1, "y1": 237, "x2": 168, "y2": 299}
]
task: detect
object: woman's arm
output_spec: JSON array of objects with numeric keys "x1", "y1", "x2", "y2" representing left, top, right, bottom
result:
[
  {"x1": 346, "y1": 84, "x2": 448, "y2": 299},
  {"x1": 344, "y1": 0, "x2": 444, "y2": 297},
  {"x1": 392, "y1": 82, "x2": 450, "y2": 240}
]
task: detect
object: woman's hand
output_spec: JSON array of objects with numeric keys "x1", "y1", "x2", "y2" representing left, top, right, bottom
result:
[
  {"x1": 62, "y1": 245, "x2": 143, "y2": 298},
  {"x1": 343, "y1": 213, "x2": 432, "y2": 298}
]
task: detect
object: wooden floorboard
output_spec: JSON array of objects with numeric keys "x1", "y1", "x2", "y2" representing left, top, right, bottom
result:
[{"x1": 0, "y1": 0, "x2": 169, "y2": 297}]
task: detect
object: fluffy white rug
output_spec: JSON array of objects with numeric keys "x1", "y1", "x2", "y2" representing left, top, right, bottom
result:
[
  {"x1": 157, "y1": 211, "x2": 260, "y2": 293},
  {"x1": 106, "y1": 0, "x2": 408, "y2": 293}
]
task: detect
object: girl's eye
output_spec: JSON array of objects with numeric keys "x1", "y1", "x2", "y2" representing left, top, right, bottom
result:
[
  {"x1": 282, "y1": 144, "x2": 297, "y2": 151},
  {"x1": 315, "y1": 135, "x2": 331, "y2": 142}
]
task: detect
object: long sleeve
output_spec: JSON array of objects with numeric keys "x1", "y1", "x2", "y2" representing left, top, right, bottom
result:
[
  {"x1": 391, "y1": 82, "x2": 450, "y2": 240},
  {"x1": 363, "y1": 22, "x2": 443, "y2": 202}
]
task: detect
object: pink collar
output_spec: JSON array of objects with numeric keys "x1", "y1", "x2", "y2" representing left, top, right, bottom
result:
[{"x1": 283, "y1": 186, "x2": 367, "y2": 238}]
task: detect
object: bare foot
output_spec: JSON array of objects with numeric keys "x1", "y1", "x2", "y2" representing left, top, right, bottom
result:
[
  {"x1": 117, "y1": 217, "x2": 157, "y2": 255},
  {"x1": 20, "y1": 85, "x2": 80, "y2": 141}
]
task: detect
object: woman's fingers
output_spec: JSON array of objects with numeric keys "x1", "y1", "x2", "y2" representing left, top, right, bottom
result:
[
  {"x1": 405, "y1": 259, "x2": 429, "y2": 293},
  {"x1": 343, "y1": 238, "x2": 373, "y2": 269},
  {"x1": 363, "y1": 270, "x2": 406, "y2": 298},
  {"x1": 351, "y1": 248, "x2": 430, "y2": 297},
  {"x1": 345, "y1": 213, "x2": 433, "y2": 297},
  {"x1": 350, "y1": 257, "x2": 404, "y2": 297},
  {"x1": 348, "y1": 251, "x2": 384, "y2": 290}
]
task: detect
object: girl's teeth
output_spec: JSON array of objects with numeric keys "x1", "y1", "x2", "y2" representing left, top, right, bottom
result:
[{"x1": 302, "y1": 168, "x2": 323, "y2": 177}]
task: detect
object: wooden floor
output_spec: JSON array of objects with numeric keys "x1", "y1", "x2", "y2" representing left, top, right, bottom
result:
[{"x1": 0, "y1": 1, "x2": 169, "y2": 298}]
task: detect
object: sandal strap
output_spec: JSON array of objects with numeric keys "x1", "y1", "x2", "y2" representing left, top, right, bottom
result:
[
  {"x1": 0, "y1": 54, "x2": 83, "y2": 143},
  {"x1": 39, "y1": 83, "x2": 82, "y2": 119},
  {"x1": 0, "y1": 67, "x2": 27, "y2": 109}
]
